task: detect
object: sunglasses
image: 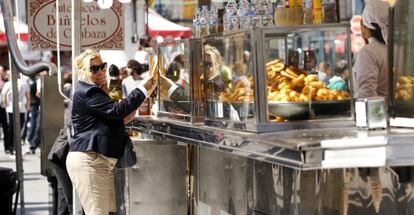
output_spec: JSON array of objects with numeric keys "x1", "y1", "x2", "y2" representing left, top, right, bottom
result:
[
  {"x1": 90, "y1": 62, "x2": 107, "y2": 74},
  {"x1": 204, "y1": 61, "x2": 213, "y2": 69}
]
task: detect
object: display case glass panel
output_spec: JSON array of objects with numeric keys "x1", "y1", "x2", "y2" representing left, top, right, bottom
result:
[
  {"x1": 263, "y1": 26, "x2": 352, "y2": 123},
  {"x1": 203, "y1": 32, "x2": 256, "y2": 124},
  {"x1": 203, "y1": 24, "x2": 354, "y2": 132},
  {"x1": 157, "y1": 40, "x2": 191, "y2": 120},
  {"x1": 392, "y1": 1, "x2": 414, "y2": 121}
]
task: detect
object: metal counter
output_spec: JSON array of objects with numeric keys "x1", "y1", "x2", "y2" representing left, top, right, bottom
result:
[
  {"x1": 122, "y1": 117, "x2": 414, "y2": 215},
  {"x1": 131, "y1": 116, "x2": 414, "y2": 170}
]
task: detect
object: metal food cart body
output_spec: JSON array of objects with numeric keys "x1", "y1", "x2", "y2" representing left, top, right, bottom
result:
[{"x1": 130, "y1": 117, "x2": 414, "y2": 215}]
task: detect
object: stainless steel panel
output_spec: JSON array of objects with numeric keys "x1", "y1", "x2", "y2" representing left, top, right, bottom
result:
[
  {"x1": 192, "y1": 146, "x2": 414, "y2": 215},
  {"x1": 253, "y1": 166, "x2": 414, "y2": 215},
  {"x1": 41, "y1": 75, "x2": 64, "y2": 177},
  {"x1": 254, "y1": 162, "x2": 300, "y2": 215},
  {"x1": 126, "y1": 139, "x2": 187, "y2": 215},
  {"x1": 197, "y1": 147, "x2": 254, "y2": 215}
]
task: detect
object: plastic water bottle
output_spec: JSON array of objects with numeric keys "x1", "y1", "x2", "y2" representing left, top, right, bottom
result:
[
  {"x1": 225, "y1": 0, "x2": 239, "y2": 31},
  {"x1": 238, "y1": 0, "x2": 251, "y2": 29},
  {"x1": 200, "y1": 5, "x2": 210, "y2": 36},
  {"x1": 193, "y1": 8, "x2": 201, "y2": 38},
  {"x1": 262, "y1": 0, "x2": 274, "y2": 26},
  {"x1": 251, "y1": 0, "x2": 265, "y2": 27},
  {"x1": 210, "y1": 6, "x2": 219, "y2": 34}
]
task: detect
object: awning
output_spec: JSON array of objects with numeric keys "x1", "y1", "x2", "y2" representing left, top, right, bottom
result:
[
  {"x1": 148, "y1": 9, "x2": 192, "y2": 39},
  {"x1": 0, "y1": 14, "x2": 28, "y2": 42}
]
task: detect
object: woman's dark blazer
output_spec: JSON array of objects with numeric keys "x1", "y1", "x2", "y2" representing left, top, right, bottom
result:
[{"x1": 70, "y1": 81, "x2": 146, "y2": 158}]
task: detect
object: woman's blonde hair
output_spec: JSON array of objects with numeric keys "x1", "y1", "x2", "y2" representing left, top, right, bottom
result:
[
  {"x1": 75, "y1": 49, "x2": 100, "y2": 84},
  {"x1": 204, "y1": 45, "x2": 223, "y2": 80}
]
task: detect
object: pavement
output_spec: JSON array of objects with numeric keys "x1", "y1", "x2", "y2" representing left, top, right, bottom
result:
[{"x1": 0, "y1": 141, "x2": 51, "y2": 215}]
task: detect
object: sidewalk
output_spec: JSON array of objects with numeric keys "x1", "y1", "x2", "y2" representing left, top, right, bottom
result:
[{"x1": 0, "y1": 141, "x2": 51, "y2": 215}]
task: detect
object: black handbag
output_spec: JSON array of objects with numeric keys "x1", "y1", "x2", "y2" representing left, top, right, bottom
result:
[
  {"x1": 48, "y1": 128, "x2": 69, "y2": 169},
  {"x1": 115, "y1": 134, "x2": 137, "y2": 168}
]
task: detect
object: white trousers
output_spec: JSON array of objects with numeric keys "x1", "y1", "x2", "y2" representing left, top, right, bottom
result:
[{"x1": 66, "y1": 151, "x2": 117, "y2": 215}]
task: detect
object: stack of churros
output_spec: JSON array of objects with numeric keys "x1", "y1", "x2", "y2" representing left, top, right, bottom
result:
[
  {"x1": 217, "y1": 58, "x2": 351, "y2": 122},
  {"x1": 219, "y1": 78, "x2": 254, "y2": 103},
  {"x1": 265, "y1": 58, "x2": 350, "y2": 102}
]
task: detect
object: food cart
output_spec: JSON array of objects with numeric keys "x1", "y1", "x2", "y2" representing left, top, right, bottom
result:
[
  {"x1": 123, "y1": 2, "x2": 414, "y2": 214},
  {"x1": 3, "y1": 0, "x2": 414, "y2": 214}
]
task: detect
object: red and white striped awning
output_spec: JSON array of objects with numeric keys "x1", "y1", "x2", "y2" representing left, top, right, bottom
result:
[
  {"x1": 148, "y1": 8, "x2": 192, "y2": 39},
  {"x1": 0, "y1": 14, "x2": 28, "y2": 42}
]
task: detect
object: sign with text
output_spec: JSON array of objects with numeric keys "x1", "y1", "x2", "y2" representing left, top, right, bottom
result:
[{"x1": 28, "y1": 0, "x2": 124, "y2": 50}]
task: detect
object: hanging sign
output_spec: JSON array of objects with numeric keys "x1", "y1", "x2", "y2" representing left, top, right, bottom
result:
[{"x1": 28, "y1": 0, "x2": 124, "y2": 50}]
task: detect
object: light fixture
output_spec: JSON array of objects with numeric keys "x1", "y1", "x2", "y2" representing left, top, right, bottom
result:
[
  {"x1": 97, "y1": 0, "x2": 113, "y2": 9},
  {"x1": 119, "y1": 0, "x2": 132, "y2": 3}
]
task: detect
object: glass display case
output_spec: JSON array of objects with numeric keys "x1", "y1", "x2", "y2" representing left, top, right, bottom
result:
[
  {"x1": 203, "y1": 23, "x2": 354, "y2": 132},
  {"x1": 156, "y1": 39, "x2": 204, "y2": 123},
  {"x1": 390, "y1": 1, "x2": 414, "y2": 127}
]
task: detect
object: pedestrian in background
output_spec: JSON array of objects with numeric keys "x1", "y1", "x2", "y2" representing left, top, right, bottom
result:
[
  {"x1": 25, "y1": 75, "x2": 41, "y2": 154},
  {"x1": 121, "y1": 59, "x2": 148, "y2": 97},
  {"x1": 1, "y1": 70, "x2": 30, "y2": 156},
  {"x1": 0, "y1": 65, "x2": 9, "y2": 154}
]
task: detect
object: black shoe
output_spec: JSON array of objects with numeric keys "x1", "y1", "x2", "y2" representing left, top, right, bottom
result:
[{"x1": 5, "y1": 149, "x2": 11, "y2": 154}]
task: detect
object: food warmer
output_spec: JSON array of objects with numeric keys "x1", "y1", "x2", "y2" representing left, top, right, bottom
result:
[{"x1": 203, "y1": 23, "x2": 355, "y2": 132}]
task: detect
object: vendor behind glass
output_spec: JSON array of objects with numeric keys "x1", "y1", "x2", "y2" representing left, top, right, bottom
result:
[
  {"x1": 66, "y1": 49, "x2": 154, "y2": 215},
  {"x1": 160, "y1": 53, "x2": 191, "y2": 114},
  {"x1": 353, "y1": 0, "x2": 390, "y2": 98}
]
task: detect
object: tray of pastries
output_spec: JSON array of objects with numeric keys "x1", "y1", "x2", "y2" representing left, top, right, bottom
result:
[
  {"x1": 394, "y1": 75, "x2": 414, "y2": 117},
  {"x1": 266, "y1": 59, "x2": 351, "y2": 121},
  {"x1": 217, "y1": 59, "x2": 351, "y2": 121}
]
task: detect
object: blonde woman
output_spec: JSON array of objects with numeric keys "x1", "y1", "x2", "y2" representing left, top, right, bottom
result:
[
  {"x1": 66, "y1": 49, "x2": 153, "y2": 215},
  {"x1": 204, "y1": 44, "x2": 223, "y2": 81}
]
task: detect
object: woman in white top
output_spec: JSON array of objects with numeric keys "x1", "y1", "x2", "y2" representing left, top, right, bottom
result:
[
  {"x1": 353, "y1": 0, "x2": 390, "y2": 98},
  {"x1": 1, "y1": 72, "x2": 30, "y2": 155}
]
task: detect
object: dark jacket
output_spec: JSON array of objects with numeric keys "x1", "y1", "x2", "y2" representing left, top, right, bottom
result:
[{"x1": 70, "y1": 81, "x2": 146, "y2": 158}]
